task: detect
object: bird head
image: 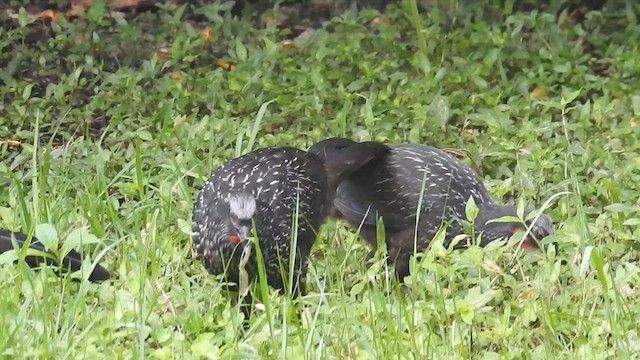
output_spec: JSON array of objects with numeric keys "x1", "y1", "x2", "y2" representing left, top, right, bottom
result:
[
  {"x1": 199, "y1": 193, "x2": 257, "y2": 277},
  {"x1": 307, "y1": 137, "x2": 358, "y2": 164},
  {"x1": 475, "y1": 204, "x2": 555, "y2": 249},
  {"x1": 227, "y1": 193, "x2": 257, "y2": 245}
]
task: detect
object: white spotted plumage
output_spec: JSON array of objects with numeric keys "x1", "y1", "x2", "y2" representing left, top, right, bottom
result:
[
  {"x1": 308, "y1": 137, "x2": 555, "y2": 280},
  {"x1": 192, "y1": 147, "x2": 328, "y2": 295},
  {"x1": 334, "y1": 142, "x2": 555, "y2": 250}
]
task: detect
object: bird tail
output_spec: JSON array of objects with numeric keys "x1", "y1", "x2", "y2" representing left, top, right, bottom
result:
[{"x1": 0, "y1": 229, "x2": 111, "y2": 283}]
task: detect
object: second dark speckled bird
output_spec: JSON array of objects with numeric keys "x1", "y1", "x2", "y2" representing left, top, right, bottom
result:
[
  {"x1": 191, "y1": 143, "x2": 388, "y2": 308},
  {"x1": 0, "y1": 229, "x2": 111, "y2": 282},
  {"x1": 309, "y1": 138, "x2": 556, "y2": 280}
]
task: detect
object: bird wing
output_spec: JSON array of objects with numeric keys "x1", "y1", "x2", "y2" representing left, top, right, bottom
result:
[
  {"x1": 334, "y1": 194, "x2": 419, "y2": 232},
  {"x1": 0, "y1": 229, "x2": 111, "y2": 282},
  {"x1": 334, "y1": 193, "x2": 379, "y2": 227},
  {"x1": 334, "y1": 176, "x2": 416, "y2": 231}
]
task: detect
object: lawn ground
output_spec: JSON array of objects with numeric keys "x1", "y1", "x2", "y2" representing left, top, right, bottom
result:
[{"x1": 1, "y1": 0, "x2": 639, "y2": 358}]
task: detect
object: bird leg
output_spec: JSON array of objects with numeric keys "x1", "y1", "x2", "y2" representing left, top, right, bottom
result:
[{"x1": 387, "y1": 227, "x2": 432, "y2": 281}]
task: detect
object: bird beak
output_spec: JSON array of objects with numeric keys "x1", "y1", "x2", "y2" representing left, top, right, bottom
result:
[
  {"x1": 238, "y1": 225, "x2": 253, "y2": 242},
  {"x1": 229, "y1": 223, "x2": 254, "y2": 245}
]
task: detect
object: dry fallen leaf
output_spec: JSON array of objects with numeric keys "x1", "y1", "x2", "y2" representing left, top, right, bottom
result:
[
  {"x1": 40, "y1": 9, "x2": 60, "y2": 21},
  {"x1": 462, "y1": 128, "x2": 474, "y2": 142},
  {"x1": 4, "y1": 0, "x2": 150, "y2": 24},
  {"x1": 169, "y1": 72, "x2": 183, "y2": 81},
  {"x1": 262, "y1": 123, "x2": 277, "y2": 134},
  {"x1": 442, "y1": 147, "x2": 468, "y2": 159},
  {"x1": 516, "y1": 285, "x2": 538, "y2": 304},
  {"x1": 156, "y1": 48, "x2": 170, "y2": 64},
  {"x1": 367, "y1": 16, "x2": 393, "y2": 29},
  {"x1": 214, "y1": 60, "x2": 235, "y2": 71},
  {"x1": 282, "y1": 40, "x2": 295, "y2": 49},
  {"x1": 4, "y1": 8, "x2": 62, "y2": 22},
  {"x1": 569, "y1": 9, "x2": 580, "y2": 20},
  {"x1": 0, "y1": 140, "x2": 22, "y2": 147},
  {"x1": 200, "y1": 27, "x2": 212, "y2": 42},
  {"x1": 66, "y1": 3, "x2": 87, "y2": 17},
  {"x1": 530, "y1": 85, "x2": 548, "y2": 100},
  {"x1": 76, "y1": 0, "x2": 152, "y2": 10}
]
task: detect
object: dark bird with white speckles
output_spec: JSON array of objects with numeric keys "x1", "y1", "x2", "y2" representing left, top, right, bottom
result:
[
  {"x1": 309, "y1": 138, "x2": 556, "y2": 280},
  {"x1": 191, "y1": 143, "x2": 388, "y2": 311}
]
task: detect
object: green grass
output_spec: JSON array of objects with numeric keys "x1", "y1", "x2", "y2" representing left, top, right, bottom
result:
[{"x1": 1, "y1": 0, "x2": 640, "y2": 358}]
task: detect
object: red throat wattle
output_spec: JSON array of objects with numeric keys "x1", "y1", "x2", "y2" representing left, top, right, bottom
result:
[
  {"x1": 511, "y1": 225, "x2": 539, "y2": 250},
  {"x1": 229, "y1": 235, "x2": 241, "y2": 244},
  {"x1": 520, "y1": 239, "x2": 538, "y2": 250}
]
